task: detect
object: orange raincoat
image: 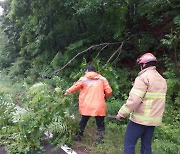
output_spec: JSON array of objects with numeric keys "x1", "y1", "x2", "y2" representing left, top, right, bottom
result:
[{"x1": 66, "y1": 72, "x2": 112, "y2": 116}]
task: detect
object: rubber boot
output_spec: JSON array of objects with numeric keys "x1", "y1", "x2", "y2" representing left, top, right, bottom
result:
[
  {"x1": 74, "y1": 131, "x2": 83, "y2": 142},
  {"x1": 96, "y1": 131, "x2": 104, "y2": 144},
  {"x1": 74, "y1": 135, "x2": 82, "y2": 141}
]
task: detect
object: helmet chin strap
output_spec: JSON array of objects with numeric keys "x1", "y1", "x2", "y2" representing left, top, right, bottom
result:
[
  {"x1": 140, "y1": 63, "x2": 146, "y2": 70},
  {"x1": 140, "y1": 65, "x2": 143, "y2": 71}
]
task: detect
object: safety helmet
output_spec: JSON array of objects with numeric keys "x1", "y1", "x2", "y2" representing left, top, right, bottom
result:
[{"x1": 137, "y1": 53, "x2": 157, "y2": 64}]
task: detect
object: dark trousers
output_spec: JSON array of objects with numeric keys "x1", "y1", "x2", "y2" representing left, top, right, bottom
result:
[
  {"x1": 78, "y1": 115, "x2": 105, "y2": 136},
  {"x1": 124, "y1": 120, "x2": 155, "y2": 154}
]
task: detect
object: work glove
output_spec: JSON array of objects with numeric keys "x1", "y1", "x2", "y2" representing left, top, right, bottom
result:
[
  {"x1": 107, "y1": 115, "x2": 123, "y2": 121},
  {"x1": 116, "y1": 115, "x2": 123, "y2": 120}
]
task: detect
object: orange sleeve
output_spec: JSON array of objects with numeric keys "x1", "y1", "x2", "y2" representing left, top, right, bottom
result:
[
  {"x1": 66, "y1": 79, "x2": 83, "y2": 94},
  {"x1": 104, "y1": 79, "x2": 112, "y2": 98}
]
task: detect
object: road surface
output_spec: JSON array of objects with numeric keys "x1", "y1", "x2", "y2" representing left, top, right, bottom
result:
[{"x1": 0, "y1": 144, "x2": 78, "y2": 154}]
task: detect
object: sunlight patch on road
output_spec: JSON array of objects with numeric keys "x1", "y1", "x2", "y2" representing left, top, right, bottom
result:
[{"x1": 61, "y1": 145, "x2": 77, "y2": 154}]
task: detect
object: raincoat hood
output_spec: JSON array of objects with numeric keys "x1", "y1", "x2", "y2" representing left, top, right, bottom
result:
[{"x1": 85, "y1": 72, "x2": 100, "y2": 79}]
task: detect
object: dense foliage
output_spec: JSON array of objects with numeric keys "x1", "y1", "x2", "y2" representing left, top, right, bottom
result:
[
  {"x1": 0, "y1": 0, "x2": 179, "y2": 153},
  {"x1": 0, "y1": 75, "x2": 78, "y2": 153},
  {"x1": 0, "y1": 0, "x2": 178, "y2": 76}
]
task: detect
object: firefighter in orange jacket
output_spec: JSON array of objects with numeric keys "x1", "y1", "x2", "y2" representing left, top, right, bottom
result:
[
  {"x1": 116, "y1": 53, "x2": 167, "y2": 154},
  {"x1": 65, "y1": 65, "x2": 112, "y2": 142}
]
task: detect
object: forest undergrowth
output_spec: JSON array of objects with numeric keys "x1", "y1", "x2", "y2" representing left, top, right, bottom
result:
[{"x1": 0, "y1": 62, "x2": 179, "y2": 154}]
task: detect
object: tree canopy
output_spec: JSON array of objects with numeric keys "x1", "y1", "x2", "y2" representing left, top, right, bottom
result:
[{"x1": 0, "y1": 0, "x2": 179, "y2": 77}]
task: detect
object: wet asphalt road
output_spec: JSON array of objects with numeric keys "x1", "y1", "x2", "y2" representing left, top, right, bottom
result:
[{"x1": 0, "y1": 145, "x2": 68, "y2": 154}]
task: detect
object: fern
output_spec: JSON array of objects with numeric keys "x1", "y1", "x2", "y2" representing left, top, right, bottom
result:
[
  {"x1": 29, "y1": 82, "x2": 49, "y2": 95},
  {"x1": 47, "y1": 116, "x2": 67, "y2": 134},
  {"x1": 0, "y1": 93, "x2": 16, "y2": 127}
]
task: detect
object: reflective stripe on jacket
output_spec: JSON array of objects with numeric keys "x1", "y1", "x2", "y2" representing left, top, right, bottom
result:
[
  {"x1": 66, "y1": 72, "x2": 112, "y2": 116},
  {"x1": 117, "y1": 66, "x2": 167, "y2": 126}
]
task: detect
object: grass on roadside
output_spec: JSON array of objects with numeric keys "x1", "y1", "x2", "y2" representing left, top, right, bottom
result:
[{"x1": 72, "y1": 118, "x2": 126, "y2": 154}]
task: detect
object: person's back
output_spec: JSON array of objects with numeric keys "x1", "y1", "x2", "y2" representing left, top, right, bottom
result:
[
  {"x1": 65, "y1": 65, "x2": 112, "y2": 142},
  {"x1": 145, "y1": 68, "x2": 166, "y2": 90},
  {"x1": 78, "y1": 71, "x2": 111, "y2": 116},
  {"x1": 130, "y1": 66, "x2": 167, "y2": 126},
  {"x1": 116, "y1": 53, "x2": 167, "y2": 154}
]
